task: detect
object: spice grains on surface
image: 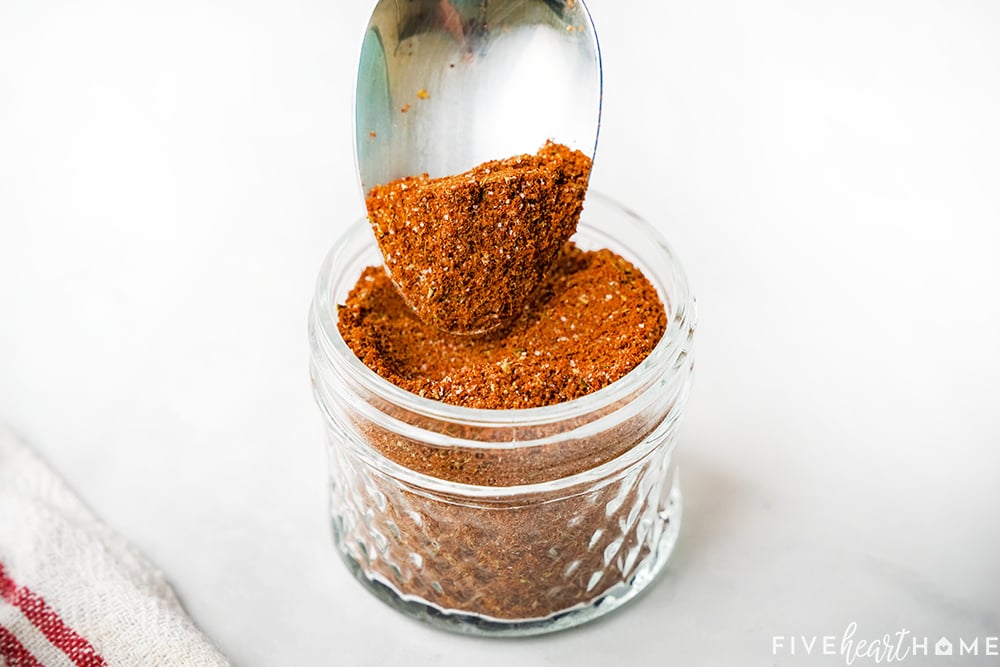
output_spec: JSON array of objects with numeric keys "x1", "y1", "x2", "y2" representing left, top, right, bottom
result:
[
  {"x1": 365, "y1": 141, "x2": 591, "y2": 335},
  {"x1": 337, "y1": 244, "x2": 667, "y2": 410}
]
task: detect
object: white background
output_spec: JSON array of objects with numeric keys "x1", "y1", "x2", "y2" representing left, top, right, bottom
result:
[{"x1": 1, "y1": 0, "x2": 998, "y2": 665}]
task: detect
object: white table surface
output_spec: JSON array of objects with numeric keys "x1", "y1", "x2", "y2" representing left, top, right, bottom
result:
[{"x1": 2, "y1": 1, "x2": 998, "y2": 665}]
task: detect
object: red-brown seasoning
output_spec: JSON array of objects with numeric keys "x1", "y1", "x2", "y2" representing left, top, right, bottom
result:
[
  {"x1": 338, "y1": 244, "x2": 666, "y2": 410},
  {"x1": 365, "y1": 141, "x2": 591, "y2": 335},
  {"x1": 331, "y1": 144, "x2": 674, "y2": 624}
]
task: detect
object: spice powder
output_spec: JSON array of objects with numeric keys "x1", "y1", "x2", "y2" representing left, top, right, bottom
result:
[
  {"x1": 365, "y1": 141, "x2": 591, "y2": 335},
  {"x1": 332, "y1": 146, "x2": 675, "y2": 622},
  {"x1": 339, "y1": 245, "x2": 665, "y2": 411}
]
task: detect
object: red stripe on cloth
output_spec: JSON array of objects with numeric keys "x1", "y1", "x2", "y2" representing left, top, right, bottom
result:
[
  {"x1": 0, "y1": 625, "x2": 44, "y2": 667},
  {"x1": 0, "y1": 562, "x2": 107, "y2": 667}
]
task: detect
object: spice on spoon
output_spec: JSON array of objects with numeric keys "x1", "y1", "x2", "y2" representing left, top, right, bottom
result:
[{"x1": 365, "y1": 141, "x2": 591, "y2": 335}]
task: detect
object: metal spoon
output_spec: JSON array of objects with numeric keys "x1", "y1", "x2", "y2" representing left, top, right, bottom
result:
[{"x1": 354, "y1": 0, "x2": 602, "y2": 193}]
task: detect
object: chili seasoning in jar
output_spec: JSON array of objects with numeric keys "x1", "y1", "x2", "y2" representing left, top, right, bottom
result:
[{"x1": 308, "y1": 193, "x2": 696, "y2": 636}]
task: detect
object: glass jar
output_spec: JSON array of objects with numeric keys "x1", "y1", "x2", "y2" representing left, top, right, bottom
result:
[{"x1": 308, "y1": 192, "x2": 696, "y2": 636}]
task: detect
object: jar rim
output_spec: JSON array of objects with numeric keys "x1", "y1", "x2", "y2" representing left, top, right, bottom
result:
[{"x1": 310, "y1": 191, "x2": 695, "y2": 430}]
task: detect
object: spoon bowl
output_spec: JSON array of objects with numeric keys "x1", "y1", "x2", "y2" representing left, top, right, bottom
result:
[{"x1": 355, "y1": 0, "x2": 602, "y2": 193}]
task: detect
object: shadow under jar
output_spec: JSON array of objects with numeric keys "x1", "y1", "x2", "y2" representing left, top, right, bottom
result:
[{"x1": 308, "y1": 193, "x2": 696, "y2": 636}]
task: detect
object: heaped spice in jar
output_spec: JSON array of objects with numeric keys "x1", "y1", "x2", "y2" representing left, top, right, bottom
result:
[
  {"x1": 339, "y1": 245, "x2": 666, "y2": 410},
  {"x1": 365, "y1": 141, "x2": 591, "y2": 335}
]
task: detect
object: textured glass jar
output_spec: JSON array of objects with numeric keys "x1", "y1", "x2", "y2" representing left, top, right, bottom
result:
[{"x1": 308, "y1": 193, "x2": 695, "y2": 636}]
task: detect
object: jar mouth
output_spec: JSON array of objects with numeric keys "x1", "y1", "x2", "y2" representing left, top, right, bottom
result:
[{"x1": 310, "y1": 191, "x2": 696, "y2": 430}]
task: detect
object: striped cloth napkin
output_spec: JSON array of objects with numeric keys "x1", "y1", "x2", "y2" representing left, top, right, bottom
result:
[{"x1": 0, "y1": 425, "x2": 229, "y2": 667}]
